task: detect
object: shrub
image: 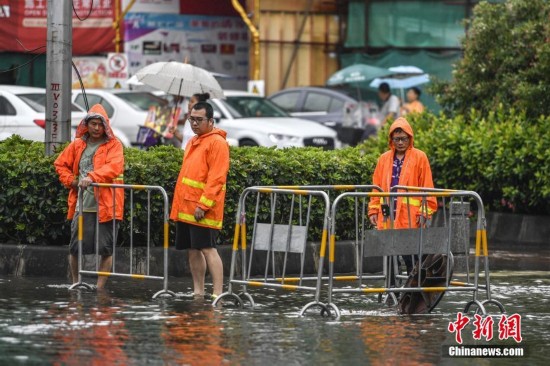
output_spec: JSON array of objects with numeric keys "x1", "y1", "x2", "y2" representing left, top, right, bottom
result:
[
  {"x1": 431, "y1": 0, "x2": 550, "y2": 118},
  {"x1": 0, "y1": 136, "x2": 377, "y2": 246}
]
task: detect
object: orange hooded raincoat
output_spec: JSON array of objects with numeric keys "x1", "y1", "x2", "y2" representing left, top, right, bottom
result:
[
  {"x1": 368, "y1": 117, "x2": 437, "y2": 229},
  {"x1": 54, "y1": 104, "x2": 124, "y2": 223},
  {"x1": 170, "y1": 128, "x2": 229, "y2": 230}
]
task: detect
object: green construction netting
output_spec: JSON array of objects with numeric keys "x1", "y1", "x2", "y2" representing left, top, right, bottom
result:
[
  {"x1": 346, "y1": 0, "x2": 507, "y2": 49},
  {"x1": 0, "y1": 53, "x2": 46, "y2": 87},
  {"x1": 339, "y1": 50, "x2": 462, "y2": 112}
]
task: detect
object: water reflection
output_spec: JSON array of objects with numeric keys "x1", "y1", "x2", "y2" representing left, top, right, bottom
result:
[
  {"x1": 162, "y1": 302, "x2": 234, "y2": 365},
  {"x1": 0, "y1": 274, "x2": 548, "y2": 365},
  {"x1": 51, "y1": 291, "x2": 129, "y2": 365}
]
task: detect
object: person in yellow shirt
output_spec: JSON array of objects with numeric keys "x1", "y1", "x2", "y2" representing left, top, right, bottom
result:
[{"x1": 400, "y1": 87, "x2": 425, "y2": 116}]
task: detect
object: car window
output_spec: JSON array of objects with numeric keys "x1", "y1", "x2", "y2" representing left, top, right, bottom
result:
[
  {"x1": 270, "y1": 91, "x2": 300, "y2": 112},
  {"x1": 329, "y1": 98, "x2": 345, "y2": 113},
  {"x1": 114, "y1": 92, "x2": 167, "y2": 111},
  {"x1": 210, "y1": 102, "x2": 225, "y2": 119},
  {"x1": 223, "y1": 96, "x2": 288, "y2": 118},
  {"x1": 20, "y1": 93, "x2": 83, "y2": 112},
  {"x1": 0, "y1": 96, "x2": 16, "y2": 115},
  {"x1": 303, "y1": 92, "x2": 332, "y2": 113},
  {"x1": 74, "y1": 94, "x2": 114, "y2": 118}
]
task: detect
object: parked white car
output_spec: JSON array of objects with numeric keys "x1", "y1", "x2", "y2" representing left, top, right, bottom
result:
[
  {"x1": 210, "y1": 91, "x2": 341, "y2": 149},
  {"x1": 0, "y1": 85, "x2": 86, "y2": 142},
  {"x1": 72, "y1": 88, "x2": 167, "y2": 146}
]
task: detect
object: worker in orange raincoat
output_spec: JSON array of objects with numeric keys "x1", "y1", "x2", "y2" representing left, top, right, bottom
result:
[
  {"x1": 368, "y1": 117, "x2": 437, "y2": 273},
  {"x1": 170, "y1": 101, "x2": 230, "y2": 299},
  {"x1": 54, "y1": 104, "x2": 124, "y2": 289}
]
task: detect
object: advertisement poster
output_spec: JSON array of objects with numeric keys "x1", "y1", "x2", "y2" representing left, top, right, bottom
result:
[
  {"x1": 124, "y1": 13, "x2": 249, "y2": 90},
  {"x1": 0, "y1": 0, "x2": 116, "y2": 55},
  {"x1": 71, "y1": 57, "x2": 107, "y2": 89},
  {"x1": 122, "y1": 0, "x2": 179, "y2": 14}
]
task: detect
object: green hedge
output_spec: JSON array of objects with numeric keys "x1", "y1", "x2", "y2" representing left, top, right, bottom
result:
[
  {"x1": 2, "y1": 107, "x2": 548, "y2": 247},
  {"x1": 0, "y1": 136, "x2": 377, "y2": 246},
  {"x1": 359, "y1": 108, "x2": 550, "y2": 214}
]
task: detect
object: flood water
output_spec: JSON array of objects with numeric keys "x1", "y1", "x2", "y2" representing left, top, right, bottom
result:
[{"x1": 0, "y1": 271, "x2": 548, "y2": 365}]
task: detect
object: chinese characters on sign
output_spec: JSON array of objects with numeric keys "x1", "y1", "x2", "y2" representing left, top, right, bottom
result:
[{"x1": 448, "y1": 313, "x2": 522, "y2": 344}]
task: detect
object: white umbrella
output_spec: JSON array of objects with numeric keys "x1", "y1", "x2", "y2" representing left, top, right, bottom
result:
[
  {"x1": 135, "y1": 61, "x2": 224, "y2": 99},
  {"x1": 369, "y1": 74, "x2": 430, "y2": 90},
  {"x1": 388, "y1": 65, "x2": 424, "y2": 75},
  {"x1": 370, "y1": 74, "x2": 430, "y2": 102}
]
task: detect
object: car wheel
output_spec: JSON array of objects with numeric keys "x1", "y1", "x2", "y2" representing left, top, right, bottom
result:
[{"x1": 239, "y1": 138, "x2": 259, "y2": 147}]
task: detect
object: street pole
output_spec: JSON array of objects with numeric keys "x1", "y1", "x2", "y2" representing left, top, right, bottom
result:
[{"x1": 45, "y1": 0, "x2": 72, "y2": 156}]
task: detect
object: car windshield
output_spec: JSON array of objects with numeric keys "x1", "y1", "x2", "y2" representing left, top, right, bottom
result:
[
  {"x1": 114, "y1": 92, "x2": 168, "y2": 111},
  {"x1": 18, "y1": 93, "x2": 83, "y2": 112},
  {"x1": 222, "y1": 96, "x2": 289, "y2": 118}
]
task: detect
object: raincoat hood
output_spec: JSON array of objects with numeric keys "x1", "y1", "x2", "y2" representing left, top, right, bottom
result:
[
  {"x1": 388, "y1": 117, "x2": 414, "y2": 150},
  {"x1": 75, "y1": 104, "x2": 115, "y2": 140}
]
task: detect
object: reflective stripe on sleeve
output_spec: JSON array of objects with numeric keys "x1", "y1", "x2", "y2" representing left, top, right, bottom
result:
[
  {"x1": 199, "y1": 195, "x2": 215, "y2": 208},
  {"x1": 178, "y1": 212, "x2": 223, "y2": 229}
]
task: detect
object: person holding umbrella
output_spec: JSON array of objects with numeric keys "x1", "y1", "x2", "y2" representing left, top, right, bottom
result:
[{"x1": 169, "y1": 92, "x2": 210, "y2": 150}]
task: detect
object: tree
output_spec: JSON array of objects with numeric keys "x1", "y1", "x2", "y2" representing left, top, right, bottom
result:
[{"x1": 431, "y1": 0, "x2": 550, "y2": 118}]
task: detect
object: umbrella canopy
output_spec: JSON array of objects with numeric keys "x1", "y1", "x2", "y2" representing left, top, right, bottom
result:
[
  {"x1": 388, "y1": 65, "x2": 424, "y2": 75},
  {"x1": 135, "y1": 61, "x2": 224, "y2": 99},
  {"x1": 326, "y1": 64, "x2": 393, "y2": 86},
  {"x1": 369, "y1": 74, "x2": 430, "y2": 90}
]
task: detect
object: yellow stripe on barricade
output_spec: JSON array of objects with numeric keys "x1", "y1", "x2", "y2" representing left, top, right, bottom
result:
[
  {"x1": 78, "y1": 214, "x2": 83, "y2": 241},
  {"x1": 96, "y1": 271, "x2": 112, "y2": 277},
  {"x1": 333, "y1": 185, "x2": 356, "y2": 190},
  {"x1": 292, "y1": 190, "x2": 309, "y2": 196},
  {"x1": 281, "y1": 284, "x2": 298, "y2": 291},
  {"x1": 334, "y1": 275, "x2": 360, "y2": 281},
  {"x1": 131, "y1": 185, "x2": 147, "y2": 190},
  {"x1": 482, "y1": 229, "x2": 488, "y2": 256},
  {"x1": 475, "y1": 230, "x2": 482, "y2": 257},
  {"x1": 258, "y1": 188, "x2": 273, "y2": 193},
  {"x1": 362, "y1": 288, "x2": 388, "y2": 293},
  {"x1": 240, "y1": 223, "x2": 247, "y2": 250},
  {"x1": 163, "y1": 222, "x2": 169, "y2": 249},
  {"x1": 248, "y1": 281, "x2": 265, "y2": 287},
  {"x1": 450, "y1": 281, "x2": 468, "y2": 286},
  {"x1": 232, "y1": 223, "x2": 240, "y2": 251},
  {"x1": 319, "y1": 229, "x2": 328, "y2": 258},
  {"x1": 131, "y1": 274, "x2": 146, "y2": 280},
  {"x1": 329, "y1": 234, "x2": 336, "y2": 263},
  {"x1": 277, "y1": 185, "x2": 300, "y2": 189}
]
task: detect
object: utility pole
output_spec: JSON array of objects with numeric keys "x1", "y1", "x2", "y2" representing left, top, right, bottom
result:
[{"x1": 45, "y1": 0, "x2": 72, "y2": 156}]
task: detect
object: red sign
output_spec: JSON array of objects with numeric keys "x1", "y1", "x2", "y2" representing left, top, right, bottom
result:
[{"x1": 0, "y1": 1, "x2": 117, "y2": 55}]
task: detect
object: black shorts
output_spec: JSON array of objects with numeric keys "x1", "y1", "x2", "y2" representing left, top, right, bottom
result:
[
  {"x1": 175, "y1": 222, "x2": 219, "y2": 250},
  {"x1": 69, "y1": 212, "x2": 119, "y2": 256}
]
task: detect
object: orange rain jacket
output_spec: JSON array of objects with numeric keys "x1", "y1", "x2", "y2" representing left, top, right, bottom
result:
[
  {"x1": 170, "y1": 128, "x2": 230, "y2": 230},
  {"x1": 368, "y1": 117, "x2": 437, "y2": 229},
  {"x1": 54, "y1": 104, "x2": 124, "y2": 222}
]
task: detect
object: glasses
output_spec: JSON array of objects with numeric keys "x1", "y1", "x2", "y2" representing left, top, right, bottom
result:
[
  {"x1": 392, "y1": 136, "x2": 410, "y2": 143},
  {"x1": 188, "y1": 117, "x2": 210, "y2": 124}
]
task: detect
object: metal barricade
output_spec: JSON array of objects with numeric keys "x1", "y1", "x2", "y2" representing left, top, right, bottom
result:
[
  {"x1": 69, "y1": 183, "x2": 176, "y2": 299},
  {"x1": 214, "y1": 185, "x2": 382, "y2": 318},
  {"x1": 326, "y1": 188, "x2": 506, "y2": 319}
]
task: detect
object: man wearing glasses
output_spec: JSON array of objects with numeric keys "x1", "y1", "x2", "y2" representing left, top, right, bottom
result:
[
  {"x1": 170, "y1": 102, "x2": 230, "y2": 300},
  {"x1": 368, "y1": 117, "x2": 437, "y2": 274}
]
